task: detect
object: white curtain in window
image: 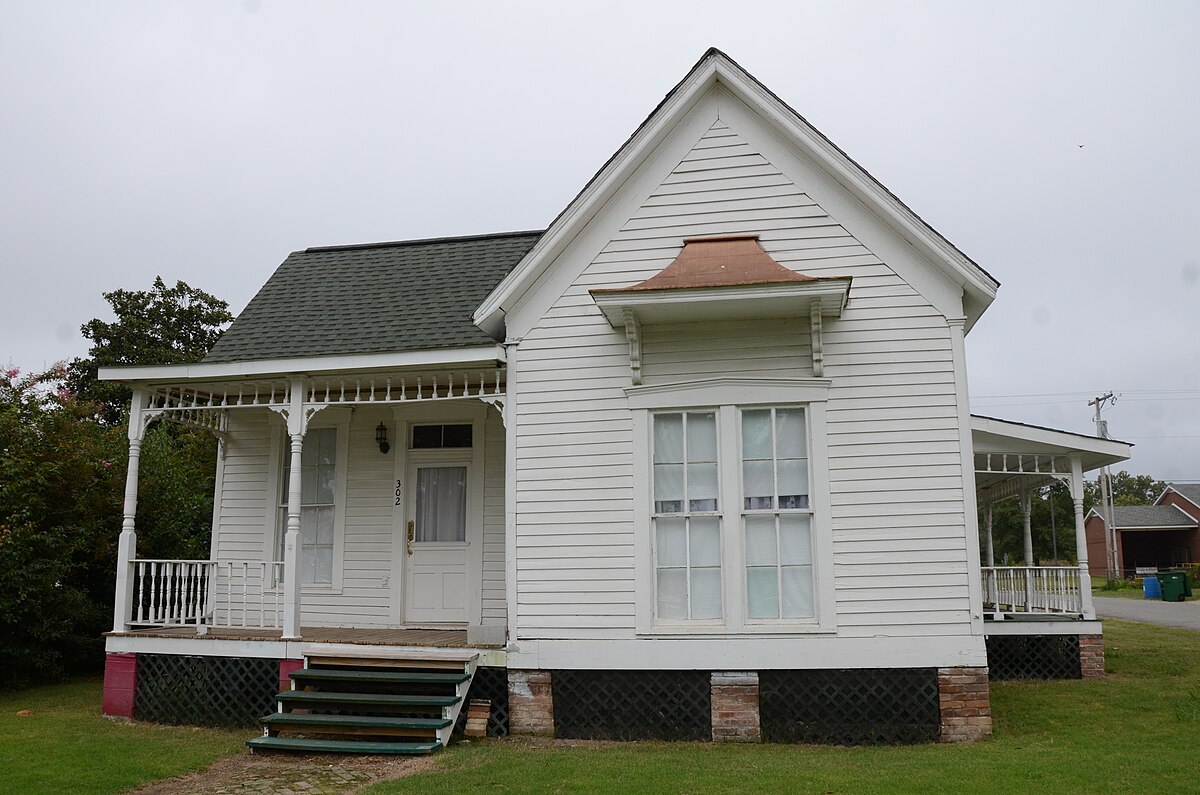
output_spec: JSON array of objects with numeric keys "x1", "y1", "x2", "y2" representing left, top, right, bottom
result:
[{"x1": 416, "y1": 466, "x2": 467, "y2": 542}]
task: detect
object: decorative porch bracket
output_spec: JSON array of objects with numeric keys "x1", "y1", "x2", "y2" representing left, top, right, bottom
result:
[{"x1": 622, "y1": 308, "x2": 642, "y2": 386}]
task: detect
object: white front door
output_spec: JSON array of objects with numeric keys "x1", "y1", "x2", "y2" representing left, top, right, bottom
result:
[{"x1": 404, "y1": 460, "x2": 470, "y2": 624}]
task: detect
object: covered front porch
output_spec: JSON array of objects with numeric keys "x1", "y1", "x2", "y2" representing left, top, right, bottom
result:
[
  {"x1": 971, "y1": 415, "x2": 1131, "y2": 625},
  {"x1": 103, "y1": 349, "x2": 511, "y2": 651}
]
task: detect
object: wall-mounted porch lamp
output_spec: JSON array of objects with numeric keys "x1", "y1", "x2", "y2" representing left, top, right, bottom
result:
[{"x1": 375, "y1": 422, "x2": 390, "y2": 454}]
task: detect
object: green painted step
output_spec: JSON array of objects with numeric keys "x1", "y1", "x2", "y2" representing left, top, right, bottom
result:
[
  {"x1": 291, "y1": 668, "x2": 469, "y2": 686},
  {"x1": 276, "y1": 690, "x2": 460, "y2": 709},
  {"x1": 247, "y1": 736, "x2": 441, "y2": 755},
  {"x1": 261, "y1": 713, "x2": 451, "y2": 731}
]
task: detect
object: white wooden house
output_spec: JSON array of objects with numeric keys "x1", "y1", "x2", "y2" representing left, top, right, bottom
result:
[{"x1": 100, "y1": 50, "x2": 1131, "y2": 751}]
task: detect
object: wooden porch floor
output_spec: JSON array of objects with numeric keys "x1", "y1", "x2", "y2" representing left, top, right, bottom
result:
[{"x1": 117, "y1": 626, "x2": 482, "y2": 648}]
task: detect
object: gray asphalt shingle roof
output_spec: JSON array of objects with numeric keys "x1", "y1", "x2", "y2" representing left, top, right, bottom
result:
[
  {"x1": 1168, "y1": 483, "x2": 1200, "y2": 507},
  {"x1": 203, "y1": 231, "x2": 543, "y2": 363},
  {"x1": 1110, "y1": 505, "x2": 1197, "y2": 529}
]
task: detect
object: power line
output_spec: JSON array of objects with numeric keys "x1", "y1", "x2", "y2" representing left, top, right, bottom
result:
[{"x1": 971, "y1": 389, "x2": 1200, "y2": 399}]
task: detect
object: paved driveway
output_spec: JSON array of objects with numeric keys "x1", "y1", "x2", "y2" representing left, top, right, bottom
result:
[{"x1": 1092, "y1": 595, "x2": 1200, "y2": 631}]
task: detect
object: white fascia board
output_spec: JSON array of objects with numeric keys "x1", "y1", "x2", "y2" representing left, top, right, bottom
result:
[
  {"x1": 474, "y1": 50, "x2": 998, "y2": 338},
  {"x1": 99, "y1": 346, "x2": 507, "y2": 384},
  {"x1": 591, "y1": 281, "x2": 850, "y2": 328},
  {"x1": 1116, "y1": 525, "x2": 1197, "y2": 532},
  {"x1": 473, "y1": 60, "x2": 721, "y2": 339},
  {"x1": 721, "y1": 63, "x2": 998, "y2": 330},
  {"x1": 970, "y1": 414, "x2": 1132, "y2": 468}
]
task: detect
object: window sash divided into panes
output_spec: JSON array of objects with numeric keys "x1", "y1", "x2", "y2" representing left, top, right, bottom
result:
[
  {"x1": 652, "y1": 411, "x2": 721, "y2": 622},
  {"x1": 741, "y1": 407, "x2": 814, "y2": 621},
  {"x1": 277, "y1": 427, "x2": 337, "y2": 585}
]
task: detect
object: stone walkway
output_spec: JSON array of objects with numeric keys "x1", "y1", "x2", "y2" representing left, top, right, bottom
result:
[
  {"x1": 129, "y1": 750, "x2": 439, "y2": 795},
  {"x1": 1093, "y1": 595, "x2": 1200, "y2": 631}
]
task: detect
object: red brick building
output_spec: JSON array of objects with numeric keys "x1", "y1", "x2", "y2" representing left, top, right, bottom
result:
[{"x1": 1084, "y1": 484, "x2": 1200, "y2": 577}]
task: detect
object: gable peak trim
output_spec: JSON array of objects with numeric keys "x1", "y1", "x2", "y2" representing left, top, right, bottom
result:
[{"x1": 474, "y1": 47, "x2": 999, "y2": 340}]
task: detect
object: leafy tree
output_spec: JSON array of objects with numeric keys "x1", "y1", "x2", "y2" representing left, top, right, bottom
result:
[
  {"x1": 1085, "y1": 471, "x2": 1168, "y2": 507},
  {"x1": 985, "y1": 480, "x2": 1077, "y2": 565},
  {"x1": 2, "y1": 278, "x2": 232, "y2": 686},
  {"x1": 66, "y1": 277, "x2": 232, "y2": 425},
  {"x1": 982, "y1": 470, "x2": 1168, "y2": 565},
  {"x1": 0, "y1": 365, "x2": 125, "y2": 686}
]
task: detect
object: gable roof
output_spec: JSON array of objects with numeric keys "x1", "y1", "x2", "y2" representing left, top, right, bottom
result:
[
  {"x1": 203, "y1": 231, "x2": 542, "y2": 363},
  {"x1": 1086, "y1": 504, "x2": 1198, "y2": 530},
  {"x1": 474, "y1": 48, "x2": 1000, "y2": 340},
  {"x1": 1163, "y1": 483, "x2": 1200, "y2": 509}
]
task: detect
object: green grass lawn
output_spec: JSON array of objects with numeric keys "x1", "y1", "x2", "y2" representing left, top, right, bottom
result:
[
  {"x1": 364, "y1": 620, "x2": 1200, "y2": 794},
  {"x1": 3, "y1": 620, "x2": 1198, "y2": 793},
  {"x1": 0, "y1": 678, "x2": 248, "y2": 794}
]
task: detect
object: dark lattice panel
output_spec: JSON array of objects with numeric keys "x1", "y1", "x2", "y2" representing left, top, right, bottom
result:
[
  {"x1": 986, "y1": 634, "x2": 1081, "y2": 680},
  {"x1": 453, "y1": 666, "x2": 509, "y2": 737},
  {"x1": 759, "y1": 668, "x2": 939, "y2": 745},
  {"x1": 135, "y1": 654, "x2": 278, "y2": 727},
  {"x1": 552, "y1": 670, "x2": 711, "y2": 741}
]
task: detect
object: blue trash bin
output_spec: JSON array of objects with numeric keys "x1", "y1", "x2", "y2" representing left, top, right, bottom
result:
[{"x1": 1143, "y1": 575, "x2": 1161, "y2": 599}]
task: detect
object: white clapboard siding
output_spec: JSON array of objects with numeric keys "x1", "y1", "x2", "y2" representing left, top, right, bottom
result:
[
  {"x1": 481, "y1": 407, "x2": 507, "y2": 626},
  {"x1": 297, "y1": 408, "x2": 392, "y2": 626},
  {"x1": 514, "y1": 116, "x2": 972, "y2": 641},
  {"x1": 211, "y1": 404, "x2": 507, "y2": 629}
]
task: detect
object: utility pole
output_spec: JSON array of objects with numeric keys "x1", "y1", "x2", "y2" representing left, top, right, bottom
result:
[{"x1": 1089, "y1": 392, "x2": 1117, "y2": 584}]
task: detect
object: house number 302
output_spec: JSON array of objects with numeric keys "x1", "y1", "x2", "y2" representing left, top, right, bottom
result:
[{"x1": 395, "y1": 481, "x2": 402, "y2": 506}]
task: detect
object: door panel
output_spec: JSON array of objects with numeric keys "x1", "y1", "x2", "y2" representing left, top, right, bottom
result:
[{"x1": 405, "y1": 462, "x2": 470, "y2": 623}]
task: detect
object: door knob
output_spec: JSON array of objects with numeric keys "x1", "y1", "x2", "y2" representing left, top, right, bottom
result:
[{"x1": 406, "y1": 520, "x2": 415, "y2": 556}]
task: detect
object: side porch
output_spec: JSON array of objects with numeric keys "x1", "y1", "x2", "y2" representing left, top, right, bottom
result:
[{"x1": 970, "y1": 415, "x2": 1131, "y2": 679}]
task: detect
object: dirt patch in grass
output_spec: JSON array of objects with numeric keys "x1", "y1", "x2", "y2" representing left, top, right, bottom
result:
[{"x1": 129, "y1": 749, "x2": 441, "y2": 795}]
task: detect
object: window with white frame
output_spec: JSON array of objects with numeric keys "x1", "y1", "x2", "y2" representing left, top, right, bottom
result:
[
  {"x1": 646, "y1": 403, "x2": 819, "y2": 627},
  {"x1": 741, "y1": 408, "x2": 814, "y2": 620},
  {"x1": 277, "y1": 427, "x2": 337, "y2": 584},
  {"x1": 652, "y1": 411, "x2": 722, "y2": 621}
]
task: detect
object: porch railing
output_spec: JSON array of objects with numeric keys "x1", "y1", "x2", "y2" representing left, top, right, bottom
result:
[
  {"x1": 130, "y1": 559, "x2": 284, "y2": 631},
  {"x1": 981, "y1": 566, "x2": 1083, "y2": 617}
]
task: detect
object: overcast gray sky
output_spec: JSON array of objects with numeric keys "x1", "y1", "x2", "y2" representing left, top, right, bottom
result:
[{"x1": 2, "y1": 1, "x2": 1197, "y2": 482}]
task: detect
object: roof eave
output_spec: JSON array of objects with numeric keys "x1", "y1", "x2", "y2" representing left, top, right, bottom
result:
[
  {"x1": 474, "y1": 48, "x2": 999, "y2": 339},
  {"x1": 99, "y1": 345, "x2": 508, "y2": 385},
  {"x1": 970, "y1": 414, "x2": 1133, "y2": 472}
]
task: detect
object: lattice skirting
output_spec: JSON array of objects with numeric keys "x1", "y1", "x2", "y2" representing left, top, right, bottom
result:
[
  {"x1": 759, "y1": 668, "x2": 940, "y2": 745},
  {"x1": 453, "y1": 666, "x2": 509, "y2": 737},
  {"x1": 986, "y1": 634, "x2": 1082, "y2": 680},
  {"x1": 552, "y1": 670, "x2": 711, "y2": 741},
  {"x1": 135, "y1": 654, "x2": 278, "y2": 727}
]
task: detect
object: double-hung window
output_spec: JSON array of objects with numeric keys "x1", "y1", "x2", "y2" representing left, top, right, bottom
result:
[
  {"x1": 652, "y1": 411, "x2": 722, "y2": 621},
  {"x1": 741, "y1": 408, "x2": 814, "y2": 620},
  {"x1": 277, "y1": 427, "x2": 337, "y2": 585},
  {"x1": 635, "y1": 382, "x2": 829, "y2": 633}
]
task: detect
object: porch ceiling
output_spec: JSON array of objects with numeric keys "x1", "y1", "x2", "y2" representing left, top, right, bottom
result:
[{"x1": 972, "y1": 414, "x2": 1132, "y2": 501}]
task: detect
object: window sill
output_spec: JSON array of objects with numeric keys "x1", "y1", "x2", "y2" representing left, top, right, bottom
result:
[
  {"x1": 263, "y1": 585, "x2": 345, "y2": 596},
  {"x1": 640, "y1": 623, "x2": 836, "y2": 637}
]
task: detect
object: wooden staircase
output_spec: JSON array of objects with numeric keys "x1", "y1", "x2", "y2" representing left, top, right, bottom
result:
[{"x1": 247, "y1": 650, "x2": 479, "y2": 755}]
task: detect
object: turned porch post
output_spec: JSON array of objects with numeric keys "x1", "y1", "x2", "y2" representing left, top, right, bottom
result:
[
  {"x1": 1070, "y1": 455, "x2": 1095, "y2": 619},
  {"x1": 281, "y1": 378, "x2": 306, "y2": 640},
  {"x1": 984, "y1": 501, "x2": 998, "y2": 608},
  {"x1": 984, "y1": 502, "x2": 995, "y2": 567},
  {"x1": 112, "y1": 388, "x2": 147, "y2": 633},
  {"x1": 1020, "y1": 488, "x2": 1034, "y2": 610}
]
